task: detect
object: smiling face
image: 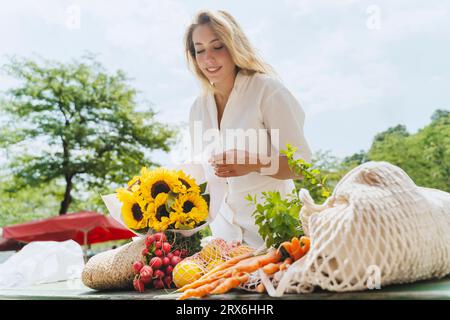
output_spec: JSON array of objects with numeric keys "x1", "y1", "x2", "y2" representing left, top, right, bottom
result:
[{"x1": 192, "y1": 24, "x2": 236, "y2": 85}]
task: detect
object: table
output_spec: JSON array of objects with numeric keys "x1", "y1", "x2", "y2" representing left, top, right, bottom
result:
[{"x1": 1, "y1": 276, "x2": 450, "y2": 300}]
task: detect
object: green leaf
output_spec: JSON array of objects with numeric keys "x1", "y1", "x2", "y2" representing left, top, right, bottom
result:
[
  {"x1": 202, "y1": 193, "x2": 210, "y2": 206},
  {"x1": 165, "y1": 191, "x2": 177, "y2": 211},
  {"x1": 199, "y1": 182, "x2": 207, "y2": 194}
]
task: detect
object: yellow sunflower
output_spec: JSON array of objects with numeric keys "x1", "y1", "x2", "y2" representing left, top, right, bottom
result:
[
  {"x1": 147, "y1": 193, "x2": 173, "y2": 232},
  {"x1": 175, "y1": 170, "x2": 201, "y2": 194},
  {"x1": 169, "y1": 211, "x2": 196, "y2": 229},
  {"x1": 139, "y1": 168, "x2": 183, "y2": 202},
  {"x1": 116, "y1": 188, "x2": 149, "y2": 230},
  {"x1": 127, "y1": 167, "x2": 153, "y2": 193},
  {"x1": 127, "y1": 176, "x2": 140, "y2": 192},
  {"x1": 172, "y1": 192, "x2": 208, "y2": 225}
]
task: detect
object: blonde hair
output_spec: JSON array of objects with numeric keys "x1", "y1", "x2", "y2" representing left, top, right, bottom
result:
[{"x1": 184, "y1": 10, "x2": 277, "y2": 93}]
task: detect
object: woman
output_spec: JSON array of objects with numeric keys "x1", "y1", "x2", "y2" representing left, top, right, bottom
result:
[{"x1": 183, "y1": 10, "x2": 312, "y2": 248}]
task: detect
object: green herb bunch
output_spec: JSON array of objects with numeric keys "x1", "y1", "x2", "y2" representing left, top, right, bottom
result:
[{"x1": 246, "y1": 144, "x2": 330, "y2": 248}]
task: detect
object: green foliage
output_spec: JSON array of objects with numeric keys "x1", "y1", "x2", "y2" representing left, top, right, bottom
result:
[
  {"x1": 165, "y1": 231, "x2": 203, "y2": 256},
  {"x1": 310, "y1": 110, "x2": 450, "y2": 193},
  {"x1": 246, "y1": 191, "x2": 303, "y2": 248},
  {"x1": 373, "y1": 124, "x2": 409, "y2": 142},
  {"x1": 247, "y1": 144, "x2": 330, "y2": 248},
  {"x1": 368, "y1": 110, "x2": 450, "y2": 191},
  {"x1": 282, "y1": 144, "x2": 331, "y2": 204},
  {"x1": 306, "y1": 150, "x2": 344, "y2": 191},
  {"x1": 199, "y1": 225, "x2": 212, "y2": 238},
  {"x1": 0, "y1": 177, "x2": 62, "y2": 226},
  {"x1": 247, "y1": 107, "x2": 450, "y2": 248},
  {"x1": 431, "y1": 109, "x2": 449, "y2": 122},
  {"x1": 341, "y1": 150, "x2": 368, "y2": 168},
  {"x1": 0, "y1": 55, "x2": 178, "y2": 214}
]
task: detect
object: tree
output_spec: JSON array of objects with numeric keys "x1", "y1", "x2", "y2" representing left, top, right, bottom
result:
[
  {"x1": 0, "y1": 55, "x2": 178, "y2": 214},
  {"x1": 341, "y1": 150, "x2": 368, "y2": 168},
  {"x1": 310, "y1": 110, "x2": 449, "y2": 195},
  {"x1": 431, "y1": 109, "x2": 449, "y2": 122},
  {"x1": 306, "y1": 149, "x2": 343, "y2": 191},
  {"x1": 373, "y1": 124, "x2": 409, "y2": 143},
  {"x1": 368, "y1": 110, "x2": 449, "y2": 191},
  {"x1": 0, "y1": 178, "x2": 62, "y2": 226},
  {"x1": 416, "y1": 111, "x2": 450, "y2": 190}
]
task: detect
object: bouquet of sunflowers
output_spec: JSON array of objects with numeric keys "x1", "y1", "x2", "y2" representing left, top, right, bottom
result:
[{"x1": 102, "y1": 167, "x2": 210, "y2": 237}]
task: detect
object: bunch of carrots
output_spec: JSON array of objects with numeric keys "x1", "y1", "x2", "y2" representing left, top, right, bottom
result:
[{"x1": 176, "y1": 236, "x2": 310, "y2": 300}]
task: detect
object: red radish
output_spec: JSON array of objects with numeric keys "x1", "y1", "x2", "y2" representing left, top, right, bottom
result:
[
  {"x1": 154, "y1": 269, "x2": 165, "y2": 279},
  {"x1": 173, "y1": 249, "x2": 181, "y2": 256},
  {"x1": 149, "y1": 257, "x2": 163, "y2": 269},
  {"x1": 162, "y1": 242, "x2": 171, "y2": 254},
  {"x1": 140, "y1": 265, "x2": 153, "y2": 284},
  {"x1": 153, "y1": 278, "x2": 164, "y2": 289},
  {"x1": 132, "y1": 261, "x2": 144, "y2": 274},
  {"x1": 145, "y1": 235, "x2": 155, "y2": 247},
  {"x1": 155, "y1": 241, "x2": 162, "y2": 249},
  {"x1": 133, "y1": 278, "x2": 145, "y2": 293},
  {"x1": 170, "y1": 255, "x2": 181, "y2": 266},
  {"x1": 167, "y1": 252, "x2": 174, "y2": 259},
  {"x1": 162, "y1": 257, "x2": 170, "y2": 266},
  {"x1": 154, "y1": 249, "x2": 163, "y2": 257},
  {"x1": 141, "y1": 248, "x2": 149, "y2": 256},
  {"x1": 163, "y1": 276, "x2": 172, "y2": 288},
  {"x1": 180, "y1": 249, "x2": 189, "y2": 257},
  {"x1": 153, "y1": 233, "x2": 167, "y2": 242},
  {"x1": 140, "y1": 275, "x2": 152, "y2": 285},
  {"x1": 165, "y1": 265, "x2": 174, "y2": 274}
]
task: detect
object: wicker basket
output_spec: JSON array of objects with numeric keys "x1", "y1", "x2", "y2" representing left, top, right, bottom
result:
[{"x1": 82, "y1": 238, "x2": 144, "y2": 290}]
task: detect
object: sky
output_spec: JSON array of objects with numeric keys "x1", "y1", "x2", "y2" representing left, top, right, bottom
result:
[{"x1": 1, "y1": 0, "x2": 449, "y2": 167}]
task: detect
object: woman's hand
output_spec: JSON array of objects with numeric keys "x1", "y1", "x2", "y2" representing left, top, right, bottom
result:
[
  {"x1": 209, "y1": 149, "x2": 304, "y2": 180},
  {"x1": 209, "y1": 149, "x2": 264, "y2": 178}
]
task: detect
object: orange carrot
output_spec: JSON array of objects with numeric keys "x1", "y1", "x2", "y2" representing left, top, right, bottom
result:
[
  {"x1": 210, "y1": 272, "x2": 249, "y2": 295},
  {"x1": 210, "y1": 277, "x2": 242, "y2": 295},
  {"x1": 299, "y1": 236, "x2": 311, "y2": 255},
  {"x1": 178, "y1": 248, "x2": 286, "y2": 296},
  {"x1": 284, "y1": 257, "x2": 293, "y2": 264},
  {"x1": 178, "y1": 250, "x2": 281, "y2": 293},
  {"x1": 290, "y1": 237, "x2": 304, "y2": 260},
  {"x1": 176, "y1": 252, "x2": 254, "y2": 292},
  {"x1": 178, "y1": 279, "x2": 224, "y2": 300},
  {"x1": 256, "y1": 283, "x2": 266, "y2": 293},
  {"x1": 262, "y1": 262, "x2": 282, "y2": 275},
  {"x1": 177, "y1": 269, "x2": 233, "y2": 292},
  {"x1": 231, "y1": 249, "x2": 282, "y2": 273},
  {"x1": 279, "y1": 257, "x2": 293, "y2": 271},
  {"x1": 279, "y1": 241, "x2": 293, "y2": 257},
  {"x1": 205, "y1": 252, "x2": 255, "y2": 275}
]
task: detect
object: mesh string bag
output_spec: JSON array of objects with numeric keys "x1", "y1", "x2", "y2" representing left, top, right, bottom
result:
[
  {"x1": 172, "y1": 238, "x2": 256, "y2": 288},
  {"x1": 258, "y1": 161, "x2": 450, "y2": 296}
]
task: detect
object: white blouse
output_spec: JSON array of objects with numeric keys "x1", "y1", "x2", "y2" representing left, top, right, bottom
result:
[{"x1": 184, "y1": 70, "x2": 312, "y2": 248}]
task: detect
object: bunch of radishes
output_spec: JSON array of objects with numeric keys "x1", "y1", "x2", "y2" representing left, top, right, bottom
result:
[{"x1": 132, "y1": 232, "x2": 189, "y2": 292}]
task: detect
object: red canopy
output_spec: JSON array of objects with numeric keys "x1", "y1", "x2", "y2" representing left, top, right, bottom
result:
[
  {"x1": 0, "y1": 237, "x2": 25, "y2": 251},
  {"x1": 2, "y1": 211, "x2": 136, "y2": 245}
]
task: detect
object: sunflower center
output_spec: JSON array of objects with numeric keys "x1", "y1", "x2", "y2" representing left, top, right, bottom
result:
[
  {"x1": 131, "y1": 203, "x2": 143, "y2": 221},
  {"x1": 156, "y1": 205, "x2": 170, "y2": 221},
  {"x1": 182, "y1": 201, "x2": 195, "y2": 213},
  {"x1": 179, "y1": 178, "x2": 191, "y2": 189},
  {"x1": 151, "y1": 181, "x2": 170, "y2": 198}
]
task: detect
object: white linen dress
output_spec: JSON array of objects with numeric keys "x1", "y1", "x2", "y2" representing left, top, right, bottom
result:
[{"x1": 185, "y1": 70, "x2": 312, "y2": 248}]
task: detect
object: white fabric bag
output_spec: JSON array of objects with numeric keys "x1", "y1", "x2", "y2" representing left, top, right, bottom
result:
[{"x1": 0, "y1": 240, "x2": 84, "y2": 288}]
